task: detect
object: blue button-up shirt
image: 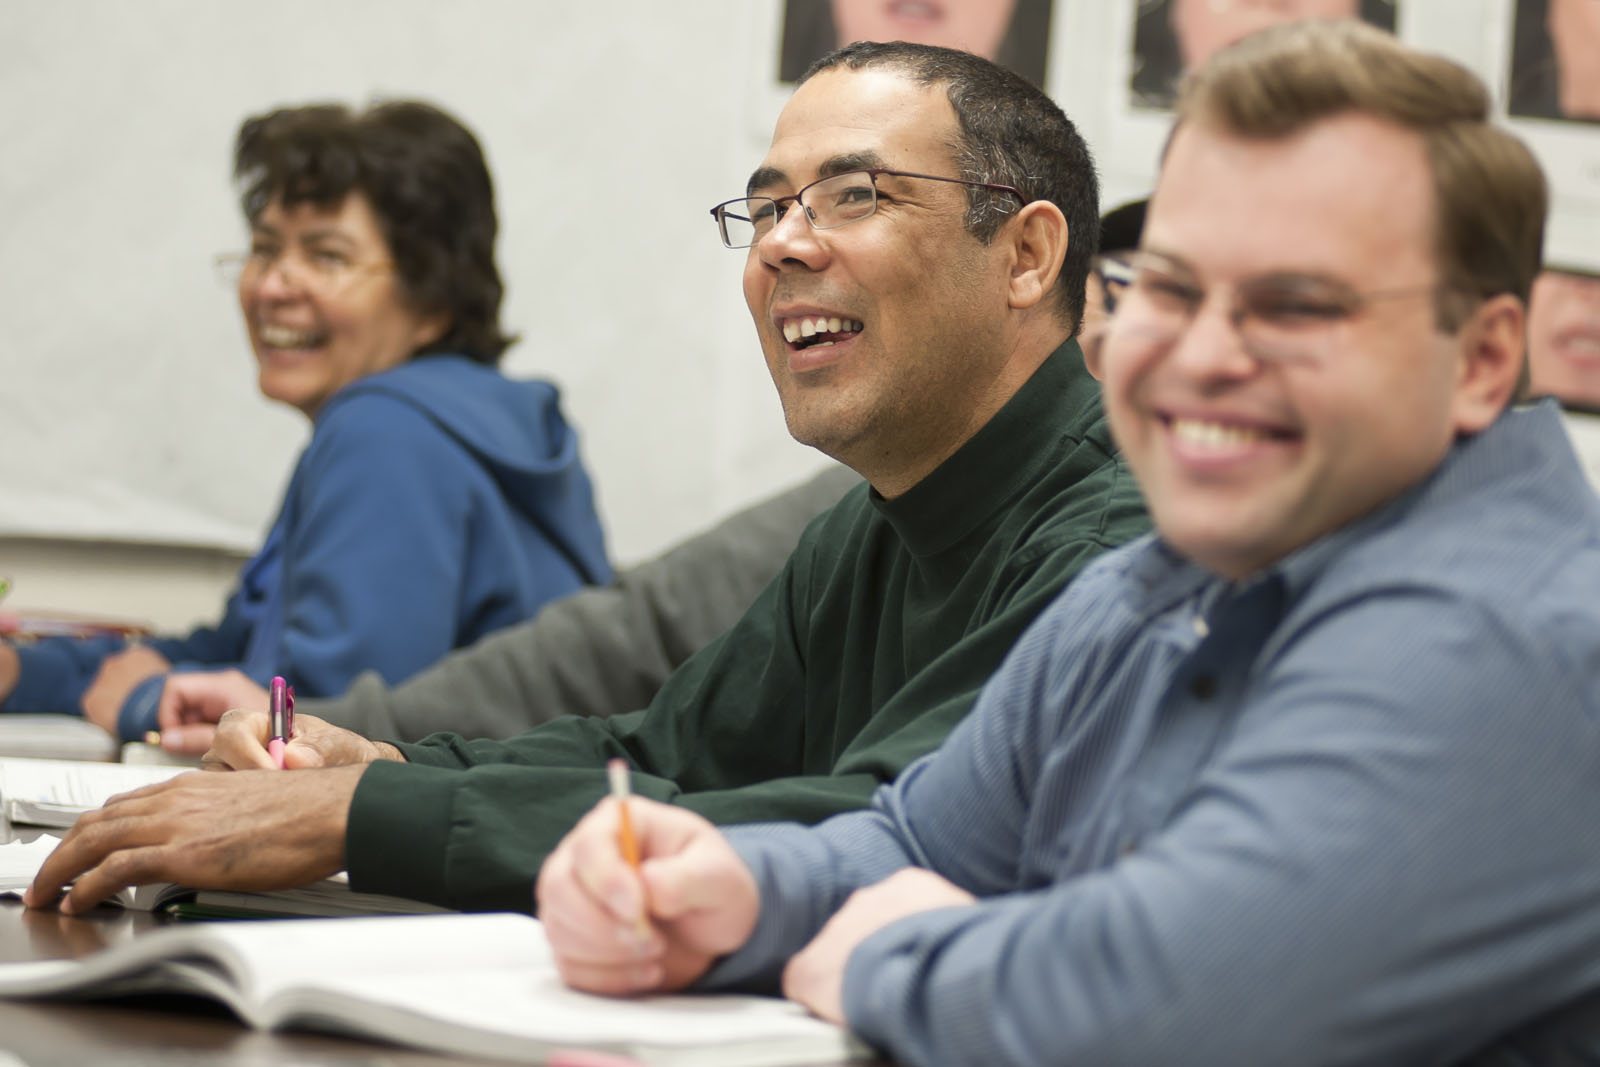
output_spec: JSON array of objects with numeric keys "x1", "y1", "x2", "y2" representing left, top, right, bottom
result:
[{"x1": 712, "y1": 402, "x2": 1600, "y2": 1066}]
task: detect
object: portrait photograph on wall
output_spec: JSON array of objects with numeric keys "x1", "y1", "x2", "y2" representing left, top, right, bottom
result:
[
  {"x1": 1496, "y1": 0, "x2": 1600, "y2": 260},
  {"x1": 1527, "y1": 266, "x2": 1600, "y2": 413},
  {"x1": 776, "y1": 0, "x2": 1055, "y2": 88},
  {"x1": 1506, "y1": 0, "x2": 1600, "y2": 124},
  {"x1": 1127, "y1": 0, "x2": 1398, "y2": 111}
]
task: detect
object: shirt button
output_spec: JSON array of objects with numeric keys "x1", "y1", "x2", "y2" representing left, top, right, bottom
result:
[{"x1": 1189, "y1": 674, "x2": 1217, "y2": 699}]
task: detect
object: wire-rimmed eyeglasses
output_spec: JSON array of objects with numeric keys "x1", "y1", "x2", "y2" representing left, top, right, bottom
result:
[
  {"x1": 214, "y1": 249, "x2": 394, "y2": 294},
  {"x1": 709, "y1": 169, "x2": 1026, "y2": 249},
  {"x1": 1091, "y1": 248, "x2": 1466, "y2": 364}
]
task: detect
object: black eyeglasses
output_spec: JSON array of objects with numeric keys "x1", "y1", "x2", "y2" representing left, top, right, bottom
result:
[{"x1": 709, "y1": 169, "x2": 1026, "y2": 249}]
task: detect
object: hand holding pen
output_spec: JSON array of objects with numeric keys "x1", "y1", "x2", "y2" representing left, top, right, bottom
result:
[
  {"x1": 267, "y1": 675, "x2": 295, "y2": 769},
  {"x1": 535, "y1": 765, "x2": 762, "y2": 995}
]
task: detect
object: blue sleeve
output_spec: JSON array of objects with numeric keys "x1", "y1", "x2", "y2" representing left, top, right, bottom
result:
[
  {"x1": 3, "y1": 634, "x2": 127, "y2": 715},
  {"x1": 713, "y1": 579, "x2": 1600, "y2": 1065},
  {"x1": 832, "y1": 594, "x2": 1600, "y2": 1066},
  {"x1": 4, "y1": 586, "x2": 254, "y2": 725},
  {"x1": 264, "y1": 396, "x2": 477, "y2": 699},
  {"x1": 107, "y1": 395, "x2": 494, "y2": 738}
]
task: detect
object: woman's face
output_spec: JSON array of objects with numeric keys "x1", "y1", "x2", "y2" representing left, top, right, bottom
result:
[
  {"x1": 830, "y1": 0, "x2": 1018, "y2": 60},
  {"x1": 238, "y1": 192, "x2": 444, "y2": 418},
  {"x1": 1171, "y1": 0, "x2": 1361, "y2": 70}
]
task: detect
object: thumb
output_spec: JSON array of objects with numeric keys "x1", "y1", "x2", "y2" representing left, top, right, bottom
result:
[
  {"x1": 641, "y1": 834, "x2": 747, "y2": 919},
  {"x1": 283, "y1": 738, "x2": 327, "y2": 769}
]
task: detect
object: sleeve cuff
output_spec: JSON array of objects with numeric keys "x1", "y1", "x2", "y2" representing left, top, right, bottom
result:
[
  {"x1": 345, "y1": 759, "x2": 461, "y2": 908},
  {"x1": 696, "y1": 823, "x2": 847, "y2": 993},
  {"x1": 115, "y1": 672, "x2": 167, "y2": 740}
]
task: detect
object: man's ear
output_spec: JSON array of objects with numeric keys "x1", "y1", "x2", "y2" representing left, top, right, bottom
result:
[
  {"x1": 1451, "y1": 293, "x2": 1525, "y2": 434},
  {"x1": 1004, "y1": 201, "x2": 1068, "y2": 312}
]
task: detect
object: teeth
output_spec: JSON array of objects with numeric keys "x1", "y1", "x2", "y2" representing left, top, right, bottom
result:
[
  {"x1": 1171, "y1": 418, "x2": 1268, "y2": 448},
  {"x1": 259, "y1": 324, "x2": 320, "y2": 349},
  {"x1": 780, "y1": 316, "x2": 863, "y2": 344}
]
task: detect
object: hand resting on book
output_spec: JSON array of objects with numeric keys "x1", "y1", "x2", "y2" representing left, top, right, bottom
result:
[{"x1": 23, "y1": 763, "x2": 362, "y2": 914}]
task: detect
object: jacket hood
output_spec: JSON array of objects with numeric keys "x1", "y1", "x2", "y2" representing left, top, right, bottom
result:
[{"x1": 326, "y1": 354, "x2": 610, "y2": 584}]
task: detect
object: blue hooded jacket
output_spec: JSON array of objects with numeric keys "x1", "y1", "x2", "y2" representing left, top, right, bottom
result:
[{"x1": 5, "y1": 355, "x2": 611, "y2": 738}]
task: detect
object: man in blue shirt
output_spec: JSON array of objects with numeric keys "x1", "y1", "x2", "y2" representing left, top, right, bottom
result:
[{"x1": 535, "y1": 22, "x2": 1600, "y2": 1065}]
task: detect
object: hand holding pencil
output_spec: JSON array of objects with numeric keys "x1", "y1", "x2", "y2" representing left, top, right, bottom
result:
[{"x1": 535, "y1": 763, "x2": 763, "y2": 996}]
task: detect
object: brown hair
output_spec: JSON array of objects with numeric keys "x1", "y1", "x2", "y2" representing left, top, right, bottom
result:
[{"x1": 1173, "y1": 19, "x2": 1546, "y2": 338}]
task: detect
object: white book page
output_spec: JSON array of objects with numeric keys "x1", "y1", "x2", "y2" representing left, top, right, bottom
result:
[
  {"x1": 0, "y1": 836, "x2": 58, "y2": 893},
  {"x1": 0, "y1": 758, "x2": 186, "y2": 820}
]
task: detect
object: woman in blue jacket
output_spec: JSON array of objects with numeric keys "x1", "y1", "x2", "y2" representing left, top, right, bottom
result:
[{"x1": 0, "y1": 100, "x2": 612, "y2": 739}]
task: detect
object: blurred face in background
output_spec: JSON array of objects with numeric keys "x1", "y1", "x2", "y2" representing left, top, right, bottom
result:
[
  {"x1": 831, "y1": 0, "x2": 1018, "y2": 59},
  {"x1": 1548, "y1": 0, "x2": 1600, "y2": 118},
  {"x1": 1171, "y1": 0, "x2": 1360, "y2": 70},
  {"x1": 238, "y1": 193, "x2": 445, "y2": 418},
  {"x1": 1529, "y1": 269, "x2": 1600, "y2": 409}
]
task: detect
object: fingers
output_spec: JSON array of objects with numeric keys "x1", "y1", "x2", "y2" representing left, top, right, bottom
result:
[
  {"x1": 287, "y1": 717, "x2": 378, "y2": 769},
  {"x1": 205, "y1": 708, "x2": 276, "y2": 771},
  {"x1": 28, "y1": 767, "x2": 357, "y2": 913},
  {"x1": 25, "y1": 791, "x2": 184, "y2": 912},
  {"x1": 158, "y1": 670, "x2": 267, "y2": 731},
  {"x1": 539, "y1": 811, "x2": 667, "y2": 995},
  {"x1": 282, "y1": 739, "x2": 325, "y2": 769},
  {"x1": 564, "y1": 798, "x2": 650, "y2": 924},
  {"x1": 159, "y1": 722, "x2": 217, "y2": 756},
  {"x1": 539, "y1": 796, "x2": 756, "y2": 996}
]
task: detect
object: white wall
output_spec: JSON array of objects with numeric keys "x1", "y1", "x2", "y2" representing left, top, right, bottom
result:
[
  {"x1": 1, "y1": 0, "x2": 826, "y2": 571},
  {"x1": 3, "y1": 0, "x2": 1595, "y2": 632}
]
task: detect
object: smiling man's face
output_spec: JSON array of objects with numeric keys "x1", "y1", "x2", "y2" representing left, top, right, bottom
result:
[
  {"x1": 741, "y1": 67, "x2": 1015, "y2": 488},
  {"x1": 1102, "y1": 113, "x2": 1491, "y2": 579}
]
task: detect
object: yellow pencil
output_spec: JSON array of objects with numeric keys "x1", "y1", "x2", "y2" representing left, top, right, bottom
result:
[
  {"x1": 606, "y1": 758, "x2": 650, "y2": 937},
  {"x1": 607, "y1": 758, "x2": 642, "y2": 870}
]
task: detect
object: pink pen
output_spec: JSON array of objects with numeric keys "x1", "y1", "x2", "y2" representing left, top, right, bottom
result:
[{"x1": 268, "y1": 675, "x2": 294, "y2": 769}]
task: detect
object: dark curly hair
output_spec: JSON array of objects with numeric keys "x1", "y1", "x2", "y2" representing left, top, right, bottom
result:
[{"x1": 233, "y1": 99, "x2": 515, "y2": 364}]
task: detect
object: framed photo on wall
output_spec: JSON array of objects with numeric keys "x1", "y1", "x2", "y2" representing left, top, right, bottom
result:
[
  {"x1": 775, "y1": 0, "x2": 1056, "y2": 88},
  {"x1": 1098, "y1": 0, "x2": 1403, "y2": 192}
]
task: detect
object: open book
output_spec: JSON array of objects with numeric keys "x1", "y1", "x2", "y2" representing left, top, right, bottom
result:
[
  {"x1": 0, "y1": 756, "x2": 186, "y2": 827},
  {"x1": 0, "y1": 753, "x2": 448, "y2": 918},
  {"x1": 0, "y1": 836, "x2": 449, "y2": 918},
  {"x1": 0, "y1": 912, "x2": 867, "y2": 1067}
]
